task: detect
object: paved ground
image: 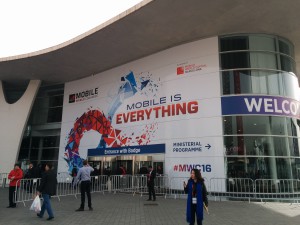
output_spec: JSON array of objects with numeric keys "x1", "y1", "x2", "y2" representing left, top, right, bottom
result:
[{"x1": 1, "y1": 188, "x2": 300, "y2": 225}]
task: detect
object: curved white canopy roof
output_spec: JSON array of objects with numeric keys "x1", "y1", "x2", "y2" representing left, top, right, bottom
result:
[{"x1": 1, "y1": 0, "x2": 300, "y2": 84}]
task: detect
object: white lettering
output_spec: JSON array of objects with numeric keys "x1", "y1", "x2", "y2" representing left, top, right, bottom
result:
[
  {"x1": 244, "y1": 98, "x2": 262, "y2": 112},
  {"x1": 290, "y1": 102, "x2": 297, "y2": 115},
  {"x1": 282, "y1": 100, "x2": 290, "y2": 114},
  {"x1": 104, "y1": 150, "x2": 119, "y2": 154},
  {"x1": 264, "y1": 98, "x2": 274, "y2": 113},
  {"x1": 274, "y1": 99, "x2": 283, "y2": 113}
]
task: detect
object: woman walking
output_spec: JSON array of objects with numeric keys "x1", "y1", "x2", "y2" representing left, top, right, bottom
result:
[{"x1": 184, "y1": 169, "x2": 208, "y2": 225}]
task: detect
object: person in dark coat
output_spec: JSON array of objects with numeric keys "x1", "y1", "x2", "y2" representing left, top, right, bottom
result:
[
  {"x1": 156, "y1": 165, "x2": 163, "y2": 175},
  {"x1": 139, "y1": 166, "x2": 148, "y2": 175},
  {"x1": 184, "y1": 169, "x2": 208, "y2": 225},
  {"x1": 104, "y1": 166, "x2": 111, "y2": 177},
  {"x1": 147, "y1": 165, "x2": 156, "y2": 201},
  {"x1": 25, "y1": 162, "x2": 39, "y2": 179},
  {"x1": 71, "y1": 166, "x2": 78, "y2": 187},
  {"x1": 36, "y1": 163, "x2": 57, "y2": 221},
  {"x1": 24, "y1": 162, "x2": 39, "y2": 193}
]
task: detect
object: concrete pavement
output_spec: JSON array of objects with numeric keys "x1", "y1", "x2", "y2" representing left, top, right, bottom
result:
[{"x1": 0, "y1": 188, "x2": 300, "y2": 225}]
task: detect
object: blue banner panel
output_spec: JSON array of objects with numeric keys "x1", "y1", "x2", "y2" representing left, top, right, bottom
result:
[
  {"x1": 88, "y1": 144, "x2": 165, "y2": 156},
  {"x1": 221, "y1": 95, "x2": 300, "y2": 119}
]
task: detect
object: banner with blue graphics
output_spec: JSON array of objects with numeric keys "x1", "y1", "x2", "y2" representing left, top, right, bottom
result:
[{"x1": 222, "y1": 95, "x2": 300, "y2": 118}]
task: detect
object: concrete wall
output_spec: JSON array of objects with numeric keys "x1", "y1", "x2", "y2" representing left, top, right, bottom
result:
[{"x1": 0, "y1": 80, "x2": 40, "y2": 173}]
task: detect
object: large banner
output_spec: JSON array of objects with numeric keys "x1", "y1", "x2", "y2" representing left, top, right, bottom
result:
[{"x1": 58, "y1": 37, "x2": 225, "y2": 182}]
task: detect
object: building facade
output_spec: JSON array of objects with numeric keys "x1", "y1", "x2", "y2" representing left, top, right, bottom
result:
[{"x1": 14, "y1": 34, "x2": 300, "y2": 186}]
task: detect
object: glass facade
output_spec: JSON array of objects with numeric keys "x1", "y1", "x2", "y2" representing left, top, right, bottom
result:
[
  {"x1": 220, "y1": 34, "x2": 300, "y2": 179},
  {"x1": 18, "y1": 84, "x2": 64, "y2": 172}
]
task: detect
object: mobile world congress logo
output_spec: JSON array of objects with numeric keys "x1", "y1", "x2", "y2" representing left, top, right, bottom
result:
[
  {"x1": 69, "y1": 87, "x2": 99, "y2": 103},
  {"x1": 176, "y1": 62, "x2": 207, "y2": 75}
]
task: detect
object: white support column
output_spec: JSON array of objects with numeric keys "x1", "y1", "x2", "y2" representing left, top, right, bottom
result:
[{"x1": 0, "y1": 80, "x2": 41, "y2": 173}]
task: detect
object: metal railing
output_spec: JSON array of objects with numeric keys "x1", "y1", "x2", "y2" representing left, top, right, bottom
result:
[
  {"x1": 167, "y1": 177, "x2": 208, "y2": 199},
  {"x1": 56, "y1": 175, "x2": 79, "y2": 199},
  {"x1": 11, "y1": 176, "x2": 300, "y2": 206},
  {"x1": 91, "y1": 175, "x2": 109, "y2": 194},
  {"x1": 14, "y1": 178, "x2": 41, "y2": 206},
  {"x1": 254, "y1": 179, "x2": 300, "y2": 202},
  {"x1": 168, "y1": 177, "x2": 187, "y2": 199},
  {"x1": 131, "y1": 175, "x2": 169, "y2": 197},
  {"x1": 209, "y1": 178, "x2": 300, "y2": 203},
  {"x1": 0, "y1": 173, "x2": 9, "y2": 188},
  {"x1": 209, "y1": 178, "x2": 254, "y2": 202}
]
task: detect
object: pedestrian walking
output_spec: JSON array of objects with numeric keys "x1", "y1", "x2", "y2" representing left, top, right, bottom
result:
[
  {"x1": 183, "y1": 168, "x2": 208, "y2": 225},
  {"x1": 7, "y1": 163, "x2": 23, "y2": 208},
  {"x1": 36, "y1": 162, "x2": 57, "y2": 221},
  {"x1": 74, "y1": 160, "x2": 94, "y2": 211}
]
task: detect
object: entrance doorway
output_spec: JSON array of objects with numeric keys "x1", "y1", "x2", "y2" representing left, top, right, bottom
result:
[
  {"x1": 88, "y1": 155, "x2": 156, "y2": 175},
  {"x1": 153, "y1": 162, "x2": 164, "y2": 175},
  {"x1": 88, "y1": 161, "x2": 101, "y2": 175},
  {"x1": 114, "y1": 160, "x2": 133, "y2": 175}
]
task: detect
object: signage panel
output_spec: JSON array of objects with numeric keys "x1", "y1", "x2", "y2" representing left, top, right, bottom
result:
[{"x1": 222, "y1": 95, "x2": 300, "y2": 118}]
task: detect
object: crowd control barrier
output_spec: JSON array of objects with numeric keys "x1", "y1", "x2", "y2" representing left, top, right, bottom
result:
[
  {"x1": 0, "y1": 173, "x2": 9, "y2": 188},
  {"x1": 168, "y1": 177, "x2": 187, "y2": 199},
  {"x1": 14, "y1": 178, "x2": 41, "y2": 206},
  {"x1": 254, "y1": 179, "x2": 300, "y2": 202},
  {"x1": 110, "y1": 175, "x2": 135, "y2": 194},
  {"x1": 209, "y1": 178, "x2": 300, "y2": 203},
  {"x1": 167, "y1": 177, "x2": 208, "y2": 199},
  {"x1": 209, "y1": 178, "x2": 254, "y2": 202},
  {"x1": 56, "y1": 175, "x2": 79, "y2": 199},
  {"x1": 132, "y1": 175, "x2": 169, "y2": 197},
  {"x1": 91, "y1": 175, "x2": 109, "y2": 194},
  {"x1": 12, "y1": 176, "x2": 300, "y2": 206}
]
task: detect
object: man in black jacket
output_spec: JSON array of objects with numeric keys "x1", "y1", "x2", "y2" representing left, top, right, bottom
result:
[
  {"x1": 36, "y1": 163, "x2": 57, "y2": 221},
  {"x1": 24, "y1": 162, "x2": 39, "y2": 193},
  {"x1": 147, "y1": 165, "x2": 156, "y2": 201}
]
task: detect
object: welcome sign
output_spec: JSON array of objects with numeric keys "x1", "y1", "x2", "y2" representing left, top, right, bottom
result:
[{"x1": 221, "y1": 95, "x2": 300, "y2": 118}]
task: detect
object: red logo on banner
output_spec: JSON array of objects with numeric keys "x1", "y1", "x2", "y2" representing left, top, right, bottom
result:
[{"x1": 177, "y1": 66, "x2": 184, "y2": 75}]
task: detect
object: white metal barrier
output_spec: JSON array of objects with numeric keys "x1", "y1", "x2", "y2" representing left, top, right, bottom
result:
[
  {"x1": 12, "y1": 176, "x2": 300, "y2": 205},
  {"x1": 167, "y1": 177, "x2": 209, "y2": 199},
  {"x1": 14, "y1": 178, "x2": 41, "y2": 206},
  {"x1": 56, "y1": 176, "x2": 79, "y2": 199},
  {"x1": 0, "y1": 173, "x2": 9, "y2": 188},
  {"x1": 132, "y1": 175, "x2": 169, "y2": 197},
  {"x1": 210, "y1": 178, "x2": 254, "y2": 202},
  {"x1": 154, "y1": 175, "x2": 169, "y2": 197},
  {"x1": 109, "y1": 175, "x2": 169, "y2": 196},
  {"x1": 132, "y1": 175, "x2": 148, "y2": 196},
  {"x1": 110, "y1": 175, "x2": 135, "y2": 194},
  {"x1": 168, "y1": 177, "x2": 187, "y2": 199},
  {"x1": 90, "y1": 175, "x2": 109, "y2": 194},
  {"x1": 254, "y1": 179, "x2": 300, "y2": 202},
  {"x1": 209, "y1": 178, "x2": 300, "y2": 203}
]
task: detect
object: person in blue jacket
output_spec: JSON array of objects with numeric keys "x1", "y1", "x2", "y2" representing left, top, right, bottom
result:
[{"x1": 184, "y1": 169, "x2": 208, "y2": 225}]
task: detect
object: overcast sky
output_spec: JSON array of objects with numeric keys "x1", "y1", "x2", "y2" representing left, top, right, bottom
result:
[{"x1": 0, "y1": 0, "x2": 143, "y2": 58}]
